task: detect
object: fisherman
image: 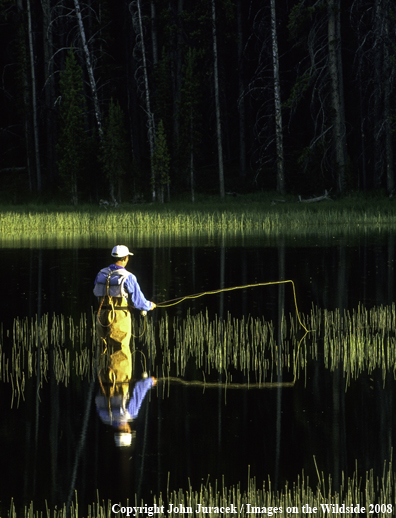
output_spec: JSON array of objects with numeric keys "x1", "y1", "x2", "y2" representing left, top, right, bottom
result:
[{"x1": 94, "y1": 244, "x2": 156, "y2": 383}]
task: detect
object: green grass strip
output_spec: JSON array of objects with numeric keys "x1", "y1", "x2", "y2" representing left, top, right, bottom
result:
[{"x1": 1, "y1": 194, "x2": 396, "y2": 236}]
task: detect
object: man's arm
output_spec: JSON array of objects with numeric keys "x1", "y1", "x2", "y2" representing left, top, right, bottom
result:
[
  {"x1": 126, "y1": 377, "x2": 156, "y2": 419},
  {"x1": 125, "y1": 273, "x2": 155, "y2": 311}
]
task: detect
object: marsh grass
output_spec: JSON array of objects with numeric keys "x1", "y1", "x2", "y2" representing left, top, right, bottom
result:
[
  {"x1": 3, "y1": 302, "x2": 396, "y2": 406},
  {"x1": 153, "y1": 303, "x2": 396, "y2": 390},
  {"x1": 155, "y1": 309, "x2": 298, "y2": 384},
  {"x1": 5, "y1": 461, "x2": 395, "y2": 517},
  {"x1": 313, "y1": 303, "x2": 396, "y2": 385},
  {"x1": 1, "y1": 194, "x2": 396, "y2": 239},
  {"x1": 2, "y1": 312, "x2": 97, "y2": 406}
]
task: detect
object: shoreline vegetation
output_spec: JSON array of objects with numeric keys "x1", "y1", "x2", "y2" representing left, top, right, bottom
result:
[{"x1": 0, "y1": 193, "x2": 396, "y2": 238}]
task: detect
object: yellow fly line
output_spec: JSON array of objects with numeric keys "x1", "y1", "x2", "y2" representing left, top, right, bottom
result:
[
  {"x1": 156, "y1": 377, "x2": 296, "y2": 390},
  {"x1": 155, "y1": 279, "x2": 309, "y2": 335},
  {"x1": 135, "y1": 280, "x2": 311, "y2": 387},
  {"x1": 134, "y1": 350, "x2": 298, "y2": 390}
]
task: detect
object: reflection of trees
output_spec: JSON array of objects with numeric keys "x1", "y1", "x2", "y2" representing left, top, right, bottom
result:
[
  {"x1": 308, "y1": 238, "x2": 396, "y2": 310},
  {"x1": 49, "y1": 354, "x2": 61, "y2": 500},
  {"x1": 21, "y1": 248, "x2": 96, "y2": 506},
  {"x1": 18, "y1": 375, "x2": 96, "y2": 507},
  {"x1": 330, "y1": 243, "x2": 348, "y2": 487},
  {"x1": 274, "y1": 238, "x2": 285, "y2": 489},
  {"x1": 388, "y1": 234, "x2": 395, "y2": 306},
  {"x1": 218, "y1": 235, "x2": 225, "y2": 466},
  {"x1": 292, "y1": 237, "x2": 396, "y2": 485}
]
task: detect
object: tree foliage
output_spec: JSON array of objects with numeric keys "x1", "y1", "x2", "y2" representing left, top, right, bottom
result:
[
  {"x1": 177, "y1": 47, "x2": 202, "y2": 199},
  {"x1": 101, "y1": 99, "x2": 131, "y2": 203},
  {"x1": 152, "y1": 119, "x2": 171, "y2": 203},
  {"x1": 57, "y1": 48, "x2": 87, "y2": 205}
]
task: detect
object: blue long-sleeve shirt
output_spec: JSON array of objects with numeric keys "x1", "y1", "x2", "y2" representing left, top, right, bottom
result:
[
  {"x1": 96, "y1": 377, "x2": 155, "y2": 427},
  {"x1": 94, "y1": 264, "x2": 153, "y2": 311}
]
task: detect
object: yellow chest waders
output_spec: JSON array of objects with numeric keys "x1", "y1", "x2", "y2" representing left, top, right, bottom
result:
[{"x1": 97, "y1": 270, "x2": 133, "y2": 392}]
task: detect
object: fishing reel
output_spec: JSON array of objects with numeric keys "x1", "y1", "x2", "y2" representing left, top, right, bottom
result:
[{"x1": 141, "y1": 310, "x2": 147, "y2": 317}]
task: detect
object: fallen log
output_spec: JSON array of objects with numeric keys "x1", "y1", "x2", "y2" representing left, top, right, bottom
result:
[{"x1": 298, "y1": 189, "x2": 332, "y2": 203}]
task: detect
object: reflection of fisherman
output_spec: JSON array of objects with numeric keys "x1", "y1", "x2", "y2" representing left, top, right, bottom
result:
[
  {"x1": 96, "y1": 375, "x2": 157, "y2": 447},
  {"x1": 93, "y1": 244, "x2": 157, "y2": 447}
]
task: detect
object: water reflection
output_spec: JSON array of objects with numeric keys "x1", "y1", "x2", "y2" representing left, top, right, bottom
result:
[
  {"x1": 96, "y1": 363, "x2": 156, "y2": 448},
  {"x1": 1, "y1": 231, "x2": 396, "y2": 513}
]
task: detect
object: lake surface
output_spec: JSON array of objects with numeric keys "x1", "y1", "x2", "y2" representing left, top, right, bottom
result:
[{"x1": 1, "y1": 230, "x2": 395, "y2": 513}]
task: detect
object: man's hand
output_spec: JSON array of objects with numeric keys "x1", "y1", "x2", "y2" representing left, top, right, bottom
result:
[{"x1": 151, "y1": 302, "x2": 156, "y2": 310}]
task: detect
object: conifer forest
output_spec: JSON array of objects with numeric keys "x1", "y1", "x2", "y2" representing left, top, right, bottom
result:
[{"x1": 0, "y1": 0, "x2": 395, "y2": 204}]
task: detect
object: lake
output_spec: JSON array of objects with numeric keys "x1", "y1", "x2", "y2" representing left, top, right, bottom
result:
[{"x1": 0, "y1": 230, "x2": 395, "y2": 514}]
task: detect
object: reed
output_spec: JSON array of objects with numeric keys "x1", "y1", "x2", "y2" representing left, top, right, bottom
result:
[
  {"x1": 3, "y1": 302, "x2": 396, "y2": 406},
  {"x1": 4, "y1": 461, "x2": 395, "y2": 517},
  {"x1": 2, "y1": 312, "x2": 97, "y2": 406}
]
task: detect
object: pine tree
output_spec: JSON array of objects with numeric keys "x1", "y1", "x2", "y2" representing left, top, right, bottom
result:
[
  {"x1": 57, "y1": 48, "x2": 87, "y2": 205},
  {"x1": 101, "y1": 99, "x2": 131, "y2": 203},
  {"x1": 153, "y1": 48, "x2": 173, "y2": 160},
  {"x1": 178, "y1": 47, "x2": 202, "y2": 202},
  {"x1": 152, "y1": 120, "x2": 171, "y2": 203}
]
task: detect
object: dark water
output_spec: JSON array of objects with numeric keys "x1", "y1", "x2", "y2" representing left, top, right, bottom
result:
[{"x1": 1, "y1": 232, "x2": 395, "y2": 513}]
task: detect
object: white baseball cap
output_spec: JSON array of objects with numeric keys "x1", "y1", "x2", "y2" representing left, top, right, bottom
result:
[
  {"x1": 114, "y1": 432, "x2": 133, "y2": 447},
  {"x1": 111, "y1": 245, "x2": 134, "y2": 257}
]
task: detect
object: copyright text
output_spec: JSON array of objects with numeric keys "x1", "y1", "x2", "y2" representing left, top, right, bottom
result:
[{"x1": 111, "y1": 503, "x2": 393, "y2": 516}]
